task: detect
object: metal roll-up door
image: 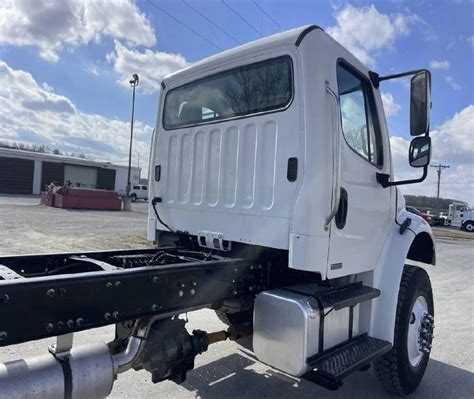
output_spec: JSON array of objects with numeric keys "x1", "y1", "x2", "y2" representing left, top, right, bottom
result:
[
  {"x1": 41, "y1": 162, "x2": 65, "y2": 191},
  {"x1": 64, "y1": 165, "x2": 97, "y2": 188},
  {"x1": 0, "y1": 157, "x2": 34, "y2": 194},
  {"x1": 97, "y1": 168, "x2": 116, "y2": 190}
]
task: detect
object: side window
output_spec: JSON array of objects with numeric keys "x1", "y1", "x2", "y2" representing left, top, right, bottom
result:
[
  {"x1": 133, "y1": 185, "x2": 140, "y2": 190},
  {"x1": 337, "y1": 63, "x2": 382, "y2": 166}
]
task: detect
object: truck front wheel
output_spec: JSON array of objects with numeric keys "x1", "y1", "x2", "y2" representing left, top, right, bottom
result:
[{"x1": 374, "y1": 265, "x2": 434, "y2": 395}]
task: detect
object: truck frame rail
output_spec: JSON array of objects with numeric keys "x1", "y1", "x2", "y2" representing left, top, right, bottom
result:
[{"x1": 0, "y1": 248, "x2": 265, "y2": 346}]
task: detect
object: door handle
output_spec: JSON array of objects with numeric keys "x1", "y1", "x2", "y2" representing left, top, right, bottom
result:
[{"x1": 335, "y1": 188, "x2": 348, "y2": 229}]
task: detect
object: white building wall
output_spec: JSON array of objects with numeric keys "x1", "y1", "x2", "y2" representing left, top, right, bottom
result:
[
  {"x1": 0, "y1": 148, "x2": 142, "y2": 193},
  {"x1": 114, "y1": 167, "x2": 140, "y2": 191}
]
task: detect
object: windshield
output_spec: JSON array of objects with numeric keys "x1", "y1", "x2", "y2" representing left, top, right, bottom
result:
[{"x1": 163, "y1": 56, "x2": 293, "y2": 130}]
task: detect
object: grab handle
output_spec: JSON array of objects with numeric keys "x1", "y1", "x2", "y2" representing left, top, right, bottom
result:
[{"x1": 324, "y1": 82, "x2": 342, "y2": 230}]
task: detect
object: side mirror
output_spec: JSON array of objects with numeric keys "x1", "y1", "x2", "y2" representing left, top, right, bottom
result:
[
  {"x1": 410, "y1": 71, "x2": 431, "y2": 136},
  {"x1": 409, "y1": 136, "x2": 431, "y2": 168}
]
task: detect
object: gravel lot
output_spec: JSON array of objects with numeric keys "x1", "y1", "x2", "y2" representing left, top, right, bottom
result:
[
  {"x1": 0, "y1": 195, "x2": 473, "y2": 398},
  {"x1": 0, "y1": 195, "x2": 153, "y2": 255}
]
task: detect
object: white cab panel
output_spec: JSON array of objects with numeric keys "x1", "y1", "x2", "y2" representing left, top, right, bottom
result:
[
  {"x1": 163, "y1": 121, "x2": 279, "y2": 211},
  {"x1": 152, "y1": 50, "x2": 303, "y2": 250}
]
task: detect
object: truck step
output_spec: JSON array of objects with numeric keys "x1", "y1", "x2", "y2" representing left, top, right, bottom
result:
[
  {"x1": 304, "y1": 334, "x2": 391, "y2": 390},
  {"x1": 318, "y1": 282, "x2": 380, "y2": 310}
]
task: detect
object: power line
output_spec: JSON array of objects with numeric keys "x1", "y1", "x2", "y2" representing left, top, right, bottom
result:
[
  {"x1": 147, "y1": 0, "x2": 222, "y2": 50},
  {"x1": 221, "y1": 0, "x2": 262, "y2": 37},
  {"x1": 251, "y1": 0, "x2": 282, "y2": 31},
  {"x1": 208, "y1": 21, "x2": 223, "y2": 48},
  {"x1": 182, "y1": 0, "x2": 242, "y2": 45}
]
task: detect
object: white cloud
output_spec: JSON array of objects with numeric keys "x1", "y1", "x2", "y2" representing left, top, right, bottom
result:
[
  {"x1": 327, "y1": 4, "x2": 412, "y2": 66},
  {"x1": 429, "y1": 60, "x2": 450, "y2": 70},
  {"x1": 468, "y1": 35, "x2": 474, "y2": 49},
  {"x1": 107, "y1": 41, "x2": 188, "y2": 94},
  {"x1": 445, "y1": 76, "x2": 461, "y2": 90},
  {"x1": 39, "y1": 48, "x2": 60, "y2": 63},
  {"x1": 88, "y1": 65, "x2": 100, "y2": 76},
  {"x1": 0, "y1": 60, "x2": 153, "y2": 174},
  {"x1": 0, "y1": 0, "x2": 156, "y2": 63},
  {"x1": 381, "y1": 92, "x2": 401, "y2": 117},
  {"x1": 391, "y1": 105, "x2": 474, "y2": 204},
  {"x1": 431, "y1": 105, "x2": 474, "y2": 164}
]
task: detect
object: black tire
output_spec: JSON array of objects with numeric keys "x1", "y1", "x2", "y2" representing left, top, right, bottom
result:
[
  {"x1": 463, "y1": 221, "x2": 474, "y2": 232},
  {"x1": 374, "y1": 265, "x2": 434, "y2": 395},
  {"x1": 131, "y1": 194, "x2": 137, "y2": 203}
]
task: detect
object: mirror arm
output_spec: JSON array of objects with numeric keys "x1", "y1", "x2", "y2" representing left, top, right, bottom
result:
[
  {"x1": 369, "y1": 69, "x2": 429, "y2": 89},
  {"x1": 376, "y1": 166, "x2": 428, "y2": 188}
]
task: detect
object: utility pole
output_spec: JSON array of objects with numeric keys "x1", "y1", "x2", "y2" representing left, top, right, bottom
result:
[{"x1": 430, "y1": 163, "x2": 450, "y2": 217}]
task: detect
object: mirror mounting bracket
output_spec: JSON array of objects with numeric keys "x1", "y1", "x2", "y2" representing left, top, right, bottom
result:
[
  {"x1": 376, "y1": 166, "x2": 428, "y2": 188},
  {"x1": 369, "y1": 71, "x2": 381, "y2": 89}
]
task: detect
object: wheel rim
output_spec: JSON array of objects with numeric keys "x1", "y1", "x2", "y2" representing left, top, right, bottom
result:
[
  {"x1": 407, "y1": 296, "x2": 433, "y2": 367},
  {"x1": 466, "y1": 223, "x2": 473, "y2": 232}
]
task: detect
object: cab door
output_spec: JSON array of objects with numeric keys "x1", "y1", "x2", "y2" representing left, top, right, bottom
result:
[
  {"x1": 327, "y1": 61, "x2": 392, "y2": 279},
  {"x1": 452, "y1": 203, "x2": 465, "y2": 227}
]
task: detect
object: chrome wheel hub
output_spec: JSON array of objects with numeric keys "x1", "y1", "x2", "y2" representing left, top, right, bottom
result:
[{"x1": 407, "y1": 296, "x2": 434, "y2": 367}]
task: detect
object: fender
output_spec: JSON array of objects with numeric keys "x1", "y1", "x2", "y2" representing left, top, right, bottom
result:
[{"x1": 368, "y1": 211, "x2": 435, "y2": 344}]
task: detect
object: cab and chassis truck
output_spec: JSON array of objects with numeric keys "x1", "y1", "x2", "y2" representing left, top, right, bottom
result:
[{"x1": 0, "y1": 26, "x2": 436, "y2": 398}]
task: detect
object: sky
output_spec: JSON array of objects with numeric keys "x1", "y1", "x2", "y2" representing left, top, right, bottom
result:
[{"x1": 0, "y1": 0, "x2": 472, "y2": 203}]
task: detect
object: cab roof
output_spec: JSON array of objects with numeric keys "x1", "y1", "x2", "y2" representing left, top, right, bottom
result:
[{"x1": 162, "y1": 25, "x2": 323, "y2": 88}]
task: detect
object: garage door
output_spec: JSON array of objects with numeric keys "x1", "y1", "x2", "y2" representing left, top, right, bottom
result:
[
  {"x1": 0, "y1": 157, "x2": 34, "y2": 194},
  {"x1": 64, "y1": 165, "x2": 98, "y2": 188},
  {"x1": 41, "y1": 162, "x2": 65, "y2": 190},
  {"x1": 97, "y1": 168, "x2": 116, "y2": 190}
]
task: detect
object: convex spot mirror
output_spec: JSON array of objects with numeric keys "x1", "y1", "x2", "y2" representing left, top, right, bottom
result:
[
  {"x1": 410, "y1": 71, "x2": 431, "y2": 136},
  {"x1": 409, "y1": 136, "x2": 431, "y2": 168}
]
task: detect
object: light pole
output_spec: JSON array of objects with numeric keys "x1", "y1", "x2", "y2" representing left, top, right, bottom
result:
[
  {"x1": 127, "y1": 74, "x2": 139, "y2": 195},
  {"x1": 137, "y1": 152, "x2": 141, "y2": 182}
]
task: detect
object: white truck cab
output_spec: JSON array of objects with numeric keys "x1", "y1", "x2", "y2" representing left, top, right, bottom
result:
[
  {"x1": 448, "y1": 202, "x2": 474, "y2": 231},
  {"x1": 147, "y1": 25, "x2": 435, "y2": 394},
  {"x1": 149, "y1": 26, "x2": 434, "y2": 271}
]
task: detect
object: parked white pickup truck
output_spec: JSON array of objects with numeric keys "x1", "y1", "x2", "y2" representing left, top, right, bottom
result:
[
  {"x1": 118, "y1": 185, "x2": 149, "y2": 201},
  {"x1": 130, "y1": 185, "x2": 148, "y2": 202}
]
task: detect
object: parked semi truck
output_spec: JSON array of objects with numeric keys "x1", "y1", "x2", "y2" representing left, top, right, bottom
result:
[
  {"x1": 447, "y1": 202, "x2": 474, "y2": 231},
  {"x1": 0, "y1": 26, "x2": 435, "y2": 398}
]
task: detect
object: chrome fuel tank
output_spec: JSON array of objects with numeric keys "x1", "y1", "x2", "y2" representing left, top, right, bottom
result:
[{"x1": 253, "y1": 285, "x2": 359, "y2": 376}]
